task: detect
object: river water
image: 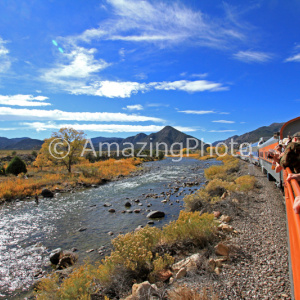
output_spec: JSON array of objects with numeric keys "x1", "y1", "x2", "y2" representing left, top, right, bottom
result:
[{"x1": 0, "y1": 157, "x2": 219, "y2": 299}]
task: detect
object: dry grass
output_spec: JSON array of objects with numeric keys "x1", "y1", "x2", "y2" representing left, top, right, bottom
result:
[
  {"x1": 168, "y1": 286, "x2": 218, "y2": 300},
  {"x1": 185, "y1": 155, "x2": 256, "y2": 211},
  {"x1": 35, "y1": 212, "x2": 217, "y2": 299},
  {"x1": 0, "y1": 150, "x2": 32, "y2": 158},
  {"x1": 0, "y1": 157, "x2": 141, "y2": 201}
]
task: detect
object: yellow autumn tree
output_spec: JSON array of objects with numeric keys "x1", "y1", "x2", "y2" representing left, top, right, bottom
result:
[{"x1": 36, "y1": 127, "x2": 86, "y2": 173}]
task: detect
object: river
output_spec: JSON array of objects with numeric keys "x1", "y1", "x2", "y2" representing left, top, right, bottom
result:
[{"x1": 0, "y1": 157, "x2": 219, "y2": 299}]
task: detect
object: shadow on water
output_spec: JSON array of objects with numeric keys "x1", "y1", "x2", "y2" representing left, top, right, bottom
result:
[{"x1": 0, "y1": 157, "x2": 220, "y2": 299}]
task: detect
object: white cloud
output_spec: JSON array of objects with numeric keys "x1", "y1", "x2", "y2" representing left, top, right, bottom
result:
[
  {"x1": 0, "y1": 107, "x2": 164, "y2": 122},
  {"x1": 22, "y1": 122, "x2": 196, "y2": 133},
  {"x1": 147, "y1": 103, "x2": 169, "y2": 108},
  {"x1": 0, "y1": 127, "x2": 18, "y2": 131},
  {"x1": 285, "y1": 53, "x2": 300, "y2": 62},
  {"x1": 209, "y1": 129, "x2": 237, "y2": 132},
  {"x1": 123, "y1": 104, "x2": 143, "y2": 111},
  {"x1": 233, "y1": 50, "x2": 273, "y2": 63},
  {"x1": 0, "y1": 94, "x2": 51, "y2": 106},
  {"x1": 153, "y1": 80, "x2": 227, "y2": 92},
  {"x1": 212, "y1": 120, "x2": 235, "y2": 124},
  {"x1": 74, "y1": 0, "x2": 245, "y2": 48},
  {"x1": 190, "y1": 73, "x2": 208, "y2": 78},
  {"x1": 0, "y1": 37, "x2": 11, "y2": 73},
  {"x1": 41, "y1": 45, "x2": 111, "y2": 94},
  {"x1": 178, "y1": 110, "x2": 216, "y2": 115},
  {"x1": 219, "y1": 112, "x2": 230, "y2": 115}
]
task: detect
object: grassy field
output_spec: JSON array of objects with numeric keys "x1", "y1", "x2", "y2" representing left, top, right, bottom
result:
[{"x1": 0, "y1": 150, "x2": 33, "y2": 158}]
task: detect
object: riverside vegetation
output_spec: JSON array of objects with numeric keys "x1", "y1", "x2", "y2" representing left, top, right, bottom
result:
[
  {"x1": 34, "y1": 154, "x2": 256, "y2": 299},
  {"x1": 0, "y1": 128, "x2": 165, "y2": 202}
]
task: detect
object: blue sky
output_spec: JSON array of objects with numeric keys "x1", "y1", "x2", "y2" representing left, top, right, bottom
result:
[{"x1": 0, "y1": 0, "x2": 299, "y2": 143}]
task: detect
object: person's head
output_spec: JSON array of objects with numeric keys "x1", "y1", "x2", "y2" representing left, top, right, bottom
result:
[
  {"x1": 267, "y1": 150, "x2": 280, "y2": 162},
  {"x1": 292, "y1": 132, "x2": 300, "y2": 142}
]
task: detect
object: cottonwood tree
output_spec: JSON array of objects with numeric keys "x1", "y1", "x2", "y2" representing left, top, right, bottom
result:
[{"x1": 35, "y1": 127, "x2": 86, "y2": 173}]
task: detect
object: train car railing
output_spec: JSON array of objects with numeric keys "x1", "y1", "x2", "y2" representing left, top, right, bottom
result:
[{"x1": 284, "y1": 167, "x2": 300, "y2": 299}]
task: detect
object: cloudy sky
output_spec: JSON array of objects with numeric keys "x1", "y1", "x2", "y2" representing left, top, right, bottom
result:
[{"x1": 0, "y1": 0, "x2": 299, "y2": 143}]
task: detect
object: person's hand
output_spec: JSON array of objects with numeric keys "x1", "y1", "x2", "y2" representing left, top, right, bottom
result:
[
  {"x1": 275, "y1": 163, "x2": 283, "y2": 173},
  {"x1": 287, "y1": 173, "x2": 297, "y2": 181},
  {"x1": 293, "y1": 196, "x2": 300, "y2": 214}
]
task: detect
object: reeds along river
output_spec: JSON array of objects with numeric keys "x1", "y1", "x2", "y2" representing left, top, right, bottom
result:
[{"x1": 0, "y1": 157, "x2": 220, "y2": 299}]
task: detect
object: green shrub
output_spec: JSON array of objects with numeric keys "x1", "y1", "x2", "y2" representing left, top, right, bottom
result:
[
  {"x1": 6, "y1": 156, "x2": 27, "y2": 176},
  {"x1": 11, "y1": 150, "x2": 17, "y2": 156}
]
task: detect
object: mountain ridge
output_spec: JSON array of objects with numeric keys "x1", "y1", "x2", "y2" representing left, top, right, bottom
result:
[{"x1": 212, "y1": 122, "x2": 285, "y2": 146}]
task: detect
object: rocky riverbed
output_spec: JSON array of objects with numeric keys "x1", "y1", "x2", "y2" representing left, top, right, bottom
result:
[{"x1": 0, "y1": 157, "x2": 219, "y2": 299}]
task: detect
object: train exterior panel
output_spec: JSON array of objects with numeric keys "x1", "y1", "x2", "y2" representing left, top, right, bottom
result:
[{"x1": 258, "y1": 137, "x2": 283, "y2": 185}]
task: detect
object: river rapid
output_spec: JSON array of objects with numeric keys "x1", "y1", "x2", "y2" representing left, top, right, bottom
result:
[{"x1": 0, "y1": 157, "x2": 219, "y2": 299}]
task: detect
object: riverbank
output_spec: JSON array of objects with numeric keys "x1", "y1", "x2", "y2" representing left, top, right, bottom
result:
[
  {"x1": 32, "y1": 155, "x2": 264, "y2": 299},
  {"x1": 0, "y1": 157, "x2": 212, "y2": 299},
  {"x1": 0, "y1": 157, "x2": 145, "y2": 203},
  {"x1": 3, "y1": 156, "x2": 291, "y2": 299}
]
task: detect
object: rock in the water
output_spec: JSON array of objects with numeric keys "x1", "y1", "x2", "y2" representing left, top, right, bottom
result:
[
  {"x1": 215, "y1": 243, "x2": 229, "y2": 256},
  {"x1": 86, "y1": 249, "x2": 94, "y2": 253},
  {"x1": 147, "y1": 221, "x2": 154, "y2": 225},
  {"x1": 103, "y1": 203, "x2": 112, "y2": 207},
  {"x1": 146, "y1": 211, "x2": 165, "y2": 218},
  {"x1": 57, "y1": 251, "x2": 78, "y2": 269},
  {"x1": 49, "y1": 248, "x2": 62, "y2": 265},
  {"x1": 108, "y1": 208, "x2": 116, "y2": 213},
  {"x1": 134, "y1": 209, "x2": 141, "y2": 213},
  {"x1": 135, "y1": 225, "x2": 144, "y2": 231},
  {"x1": 125, "y1": 201, "x2": 131, "y2": 207},
  {"x1": 108, "y1": 231, "x2": 114, "y2": 236},
  {"x1": 41, "y1": 188, "x2": 54, "y2": 198},
  {"x1": 78, "y1": 227, "x2": 87, "y2": 232}
]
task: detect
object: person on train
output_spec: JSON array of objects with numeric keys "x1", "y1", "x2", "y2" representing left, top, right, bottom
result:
[{"x1": 269, "y1": 132, "x2": 300, "y2": 173}]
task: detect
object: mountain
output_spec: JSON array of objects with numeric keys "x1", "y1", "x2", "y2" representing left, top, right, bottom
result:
[
  {"x1": 6, "y1": 138, "x2": 44, "y2": 150},
  {"x1": 0, "y1": 126, "x2": 204, "y2": 151},
  {"x1": 135, "y1": 126, "x2": 204, "y2": 150},
  {"x1": 92, "y1": 127, "x2": 204, "y2": 151},
  {"x1": 0, "y1": 137, "x2": 43, "y2": 150},
  {"x1": 212, "y1": 122, "x2": 285, "y2": 146},
  {"x1": 122, "y1": 133, "x2": 148, "y2": 145}
]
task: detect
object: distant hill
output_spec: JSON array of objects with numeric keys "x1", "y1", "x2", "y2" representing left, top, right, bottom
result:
[
  {"x1": 0, "y1": 137, "x2": 43, "y2": 150},
  {"x1": 212, "y1": 122, "x2": 285, "y2": 146},
  {"x1": 0, "y1": 126, "x2": 205, "y2": 151},
  {"x1": 93, "y1": 126, "x2": 205, "y2": 151},
  {"x1": 133, "y1": 126, "x2": 203, "y2": 150}
]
